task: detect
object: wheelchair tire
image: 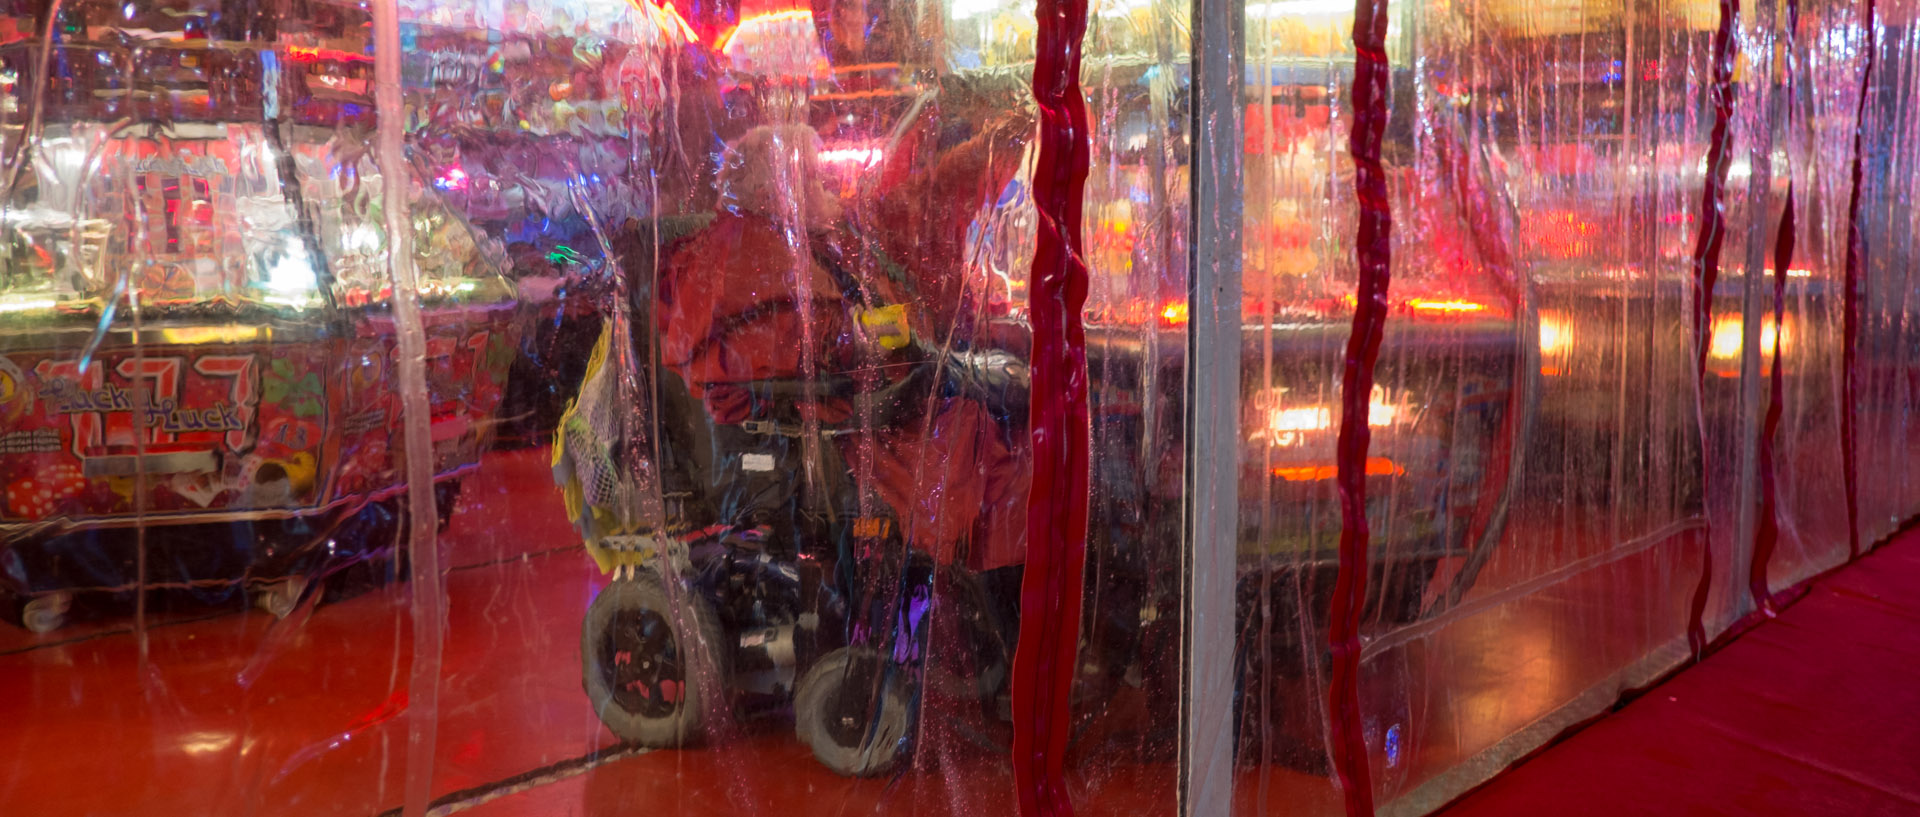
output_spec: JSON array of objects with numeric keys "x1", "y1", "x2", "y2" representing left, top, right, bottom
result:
[
  {"x1": 18, "y1": 591, "x2": 70, "y2": 635},
  {"x1": 794, "y1": 647, "x2": 912, "y2": 777},
  {"x1": 582, "y1": 572, "x2": 728, "y2": 747}
]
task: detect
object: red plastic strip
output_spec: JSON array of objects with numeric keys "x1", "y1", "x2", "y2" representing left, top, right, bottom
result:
[
  {"x1": 1329, "y1": 1, "x2": 1392, "y2": 814},
  {"x1": 1685, "y1": 0, "x2": 1739, "y2": 657},
  {"x1": 1841, "y1": 0, "x2": 1877, "y2": 560},
  {"x1": 1009, "y1": 0, "x2": 1092, "y2": 808},
  {"x1": 1752, "y1": 186, "x2": 1793, "y2": 614}
]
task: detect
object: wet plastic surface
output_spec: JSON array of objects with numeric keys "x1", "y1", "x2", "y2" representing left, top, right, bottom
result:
[{"x1": 0, "y1": 0, "x2": 1917, "y2": 816}]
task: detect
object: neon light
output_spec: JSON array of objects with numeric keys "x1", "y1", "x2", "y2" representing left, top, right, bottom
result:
[
  {"x1": 433, "y1": 167, "x2": 469, "y2": 191},
  {"x1": 812, "y1": 89, "x2": 921, "y2": 101},
  {"x1": 1708, "y1": 315, "x2": 1789, "y2": 362},
  {"x1": 827, "y1": 62, "x2": 903, "y2": 74},
  {"x1": 1407, "y1": 298, "x2": 1486, "y2": 313},
  {"x1": 1246, "y1": 0, "x2": 1353, "y2": 18},
  {"x1": 1708, "y1": 317, "x2": 1743, "y2": 360},
  {"x1": 285, "y1": 45, "x2": 373, "y2": 64},
  {"x1": 1268, "y1": 407, "x2": 1333, "y2": 434},
  {"x1": 1159, "y1": 301, "x2": 1188, "y2": 326},
  {"x1": 1272, "y1": 457, "x2": 1403, "y2": 482},
  {"x1": 160, "y1": 326, "x2": 263, "y2": 345},
  {"x1": 716, "y1": 9, "x2": 816, "y2": 56},
  {"x1": 818, "y1": 147, "x2": 884, "y2": 166},
  {"x1": 1366, "y1": 400, "x2": 1396, "y2": 427},
  {"x1": 1538, "y1": 314, "x2": 1573, "y2": 356}
]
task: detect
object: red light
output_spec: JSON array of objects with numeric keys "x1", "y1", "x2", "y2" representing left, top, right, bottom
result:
[{"x1": 285, "y1": 45, "x2": 372, "y2": 64}]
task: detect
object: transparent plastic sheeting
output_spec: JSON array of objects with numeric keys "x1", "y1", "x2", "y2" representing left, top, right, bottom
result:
[
  {"x1": 0, "y1": 0, "x2": 1177, "y2": 814},
  {"x1": 0, "y1": 2, "x2": 1914, "y2": 817},
  {"x1": 1231, "y1": 1, "x2": 1920, "y2": 816}
]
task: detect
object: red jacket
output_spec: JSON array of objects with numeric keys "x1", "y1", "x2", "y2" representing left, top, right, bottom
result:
[{"x1": 656, "y1": 114, "x2": 1030, "y2": 570}]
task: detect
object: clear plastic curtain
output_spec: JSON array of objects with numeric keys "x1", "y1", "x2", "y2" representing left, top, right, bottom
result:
[
  {"x1": 1227, "y1": 1, "x2": 1920, "y2": 815},
  {"x1": 0, "y1": 0, "x2": 1917, "y2": 816}
]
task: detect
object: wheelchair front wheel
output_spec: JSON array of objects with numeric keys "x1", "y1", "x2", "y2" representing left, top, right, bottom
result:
[{"x1": 794, "y1": 646, "x2": 912, "y2": 777}]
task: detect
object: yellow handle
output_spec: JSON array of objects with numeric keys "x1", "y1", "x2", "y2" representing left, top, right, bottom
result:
[{"x1": 858, "y1": 304, "x2": 912, "y2": 351}]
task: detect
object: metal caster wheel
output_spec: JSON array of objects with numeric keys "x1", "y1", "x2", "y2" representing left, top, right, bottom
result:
[
  {"x1": 253, "y1": 576, "x2": 310, "y2": 620},
  {"x1": 794, "y1": 647, "x2": 913, "y2": 777},
  {"x1": 21, "y1": 592, "x2": 71, "y2": 635}
]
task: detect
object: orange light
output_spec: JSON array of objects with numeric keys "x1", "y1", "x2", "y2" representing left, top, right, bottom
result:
[
  {"x1": 1160, "y1": 301, "x2": 1189, "y2": 326},
  {"x1": 1271, "y1": 457, "x2": 1403, "y2": 482},
  {"x1": 1408, "y1": 298, "x2": 1487, "y2": 313},
  {"x1": 829, "y1": 62, "x2": 904, "y2": 74},
  {"x1": 1366, "y1": 456, "x2": 1404, "y2": 477},
  {"x1": 1272, "y1": 464, "x2": 1338, "y2": 482}
]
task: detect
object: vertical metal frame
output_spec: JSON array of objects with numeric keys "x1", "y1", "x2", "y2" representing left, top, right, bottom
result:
[
  {"x1": 1731, "y1": 0, "x2": 1784, "y2": 623},
  {"x1": 1180, "y1": 0, "x2": 1244, "y2": 812}
]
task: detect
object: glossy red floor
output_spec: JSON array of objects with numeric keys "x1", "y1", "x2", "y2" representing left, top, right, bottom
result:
[
  {"x1": 0, "y1": 446, "x2": 1893, "y2": 816},
  {"x1": 1438, "y1": 527, "x2": 1920, "y2": 817}
]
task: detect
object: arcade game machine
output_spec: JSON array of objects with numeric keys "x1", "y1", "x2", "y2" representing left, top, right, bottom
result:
[{"x1": 0, "y1": 19, "x2": 517, "y2": 633}]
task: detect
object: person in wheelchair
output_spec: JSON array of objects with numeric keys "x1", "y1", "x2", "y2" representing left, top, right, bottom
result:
[
  {"x1": 567, "y1": 0, "x2": 1036, "y2": 774},
  {"x1": 657, "y1": 121, "x2": 1031, "y2": 586},
  {"x1": 651, "y1": 118, "x2": 1033, "y2": 771}
]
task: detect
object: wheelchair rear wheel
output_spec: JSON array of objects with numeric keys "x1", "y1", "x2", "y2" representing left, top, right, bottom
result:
[{"x1": 582, "y1": 571, "x2": 728, "y2": 746}]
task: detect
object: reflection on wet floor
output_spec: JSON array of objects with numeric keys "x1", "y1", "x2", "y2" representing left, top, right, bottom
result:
[{"x1": 0, "y1": 445, "x2": 1735, "y2": 817}]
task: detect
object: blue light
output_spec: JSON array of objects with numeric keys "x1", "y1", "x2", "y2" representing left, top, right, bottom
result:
[
  {"x1": 1385, "y1": 724, "x2": 1401, "y2": 768},
  {"x1": 434, "y1": 167, "x2": 470, "y2": 191}
]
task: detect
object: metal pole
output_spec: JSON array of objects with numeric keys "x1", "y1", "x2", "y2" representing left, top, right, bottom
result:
[{"x1": 1181, "y1": 0, "x2": 1244, "y2": 811}]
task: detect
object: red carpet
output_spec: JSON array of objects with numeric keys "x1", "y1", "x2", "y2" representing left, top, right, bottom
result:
[{"x1": 1438, "y1": 527, "x2": 1920, "y2": 817}]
